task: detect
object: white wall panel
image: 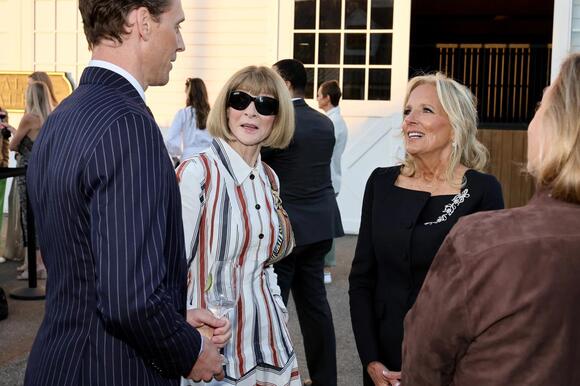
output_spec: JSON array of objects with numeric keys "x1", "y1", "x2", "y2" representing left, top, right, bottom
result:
[
  {"x1": 56, "y1": 0, "x2": 78, "y2": 30},
  {"x1": 35, "y1": 33, "x2": 56, "y2": 65},
  {"x1": 0, "y1": 0, "x2": 23, "y2": 69},
  {"x1": 552, "y1": 0, "x2": 574, "y2": 80},
  {"x1": 572, "y1": 0, "x2": 580, "y2": 52}
]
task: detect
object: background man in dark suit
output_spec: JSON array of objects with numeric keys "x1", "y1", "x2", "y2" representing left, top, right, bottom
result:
[
  {"x1": 263, "y1": 59, "x2": 344, "y2": 386},
  {"x1": 25, "y1": 1, "x2": 229, "y2": 385}
]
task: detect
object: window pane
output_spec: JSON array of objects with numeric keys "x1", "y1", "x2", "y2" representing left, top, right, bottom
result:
[
  {"x1": 345, "y1": 0, "x2": 368, "y2": 29},
  {"x1": 370, "y1": 33, "x2": 392, "y2": 65},
  {"x1": 305, "y1": 67, "x2": 315, "y2": 99},
  {"x1": 320, "y1": 0, "x2": 341, "y2": 29},
  {"x1": 319, "y1": 33, "x2": 341, "y2": 64},
  {"x1": 317, "y1": 68, "x2": 340, "y2": 91},
  {"x1": 294, "y1": 0, "x2": 316, "y2": 29},
  {"x1": 343, "y1": 69, "x2": 365, "y2": 100},
  {"x1": 344, "y1": 34, "x2": 366, "y2": 64},
  {"x1": 371, "y1": 0, "x2": 393, "y2": 29},
  {"x1": 294, "y1": 34, "x2": 316, "y2": 64},
  {"x1": 368, "y1": 69, "x2": 391, "y2": 100}
]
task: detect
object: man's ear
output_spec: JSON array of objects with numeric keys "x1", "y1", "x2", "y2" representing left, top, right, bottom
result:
[{"x1": 133, "y1": 7, "x2": 153, "y2": 41}]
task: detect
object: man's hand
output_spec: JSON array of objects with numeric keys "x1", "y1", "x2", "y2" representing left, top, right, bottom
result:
[
  {"x1": 187, "y1": 337, "x2": 225, "y2": 382},
  {"x1": 367, "y1": 361, "x2": 402, "y2": 386},
  {"x1": 186, "y1": 308, "x2": 232, "y2": 348}
]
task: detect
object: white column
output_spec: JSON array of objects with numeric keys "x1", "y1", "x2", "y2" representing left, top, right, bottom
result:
[{"x1": 551, "y1": 0, "x2": 574, "y2": 81}]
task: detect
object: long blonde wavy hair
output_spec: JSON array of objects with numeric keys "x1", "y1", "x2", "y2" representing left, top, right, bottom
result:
[
  {"x1": 401, "y1": 73, "x2": 489, "y2": 185},
  {"x1": 25, "y1": 81, "x2": 52, "y2": 124},
  {"x1": 530, "y1": 53, "x2": 580, "y2": 204}
]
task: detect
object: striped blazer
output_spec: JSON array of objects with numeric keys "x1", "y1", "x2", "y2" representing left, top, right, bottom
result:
[
  {"x1": 25, "y1": 66, "x2": 201, "y2": 386},
  {"x1": 177, "y1": 139, "x2": 295, "y2": 381}
]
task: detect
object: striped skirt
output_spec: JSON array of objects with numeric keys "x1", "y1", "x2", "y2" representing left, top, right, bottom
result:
[{"x1": 183, "y1": 353, "x2": 301, "y2": 386}]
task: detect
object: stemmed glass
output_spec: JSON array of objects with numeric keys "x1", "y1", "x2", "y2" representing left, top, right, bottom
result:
[{"x1": 205, "y1": 262, "x2": 241, "y2": 364}]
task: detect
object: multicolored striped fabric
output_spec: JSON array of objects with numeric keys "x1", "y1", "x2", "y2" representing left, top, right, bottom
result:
[{"x1": 178, "y1": 139, "x2": 300, "y2": 385}]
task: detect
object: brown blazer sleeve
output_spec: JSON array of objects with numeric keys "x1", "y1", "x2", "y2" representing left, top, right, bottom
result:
[{"x1": 401, "y1": 227, "x2": 472, "y2": 386}]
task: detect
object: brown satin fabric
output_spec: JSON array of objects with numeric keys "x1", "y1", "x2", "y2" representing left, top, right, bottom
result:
[{"x1": 402, "y1": 191, "x2": 580, "y2": 386}]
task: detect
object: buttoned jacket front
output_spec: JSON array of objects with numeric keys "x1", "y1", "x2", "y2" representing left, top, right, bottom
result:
[
  {"x1": 349, "y1": 166, "x2": 503, "y2": 373},
  {"x1": 178, "y1": 139, "x2": 295, "y2": 381}
]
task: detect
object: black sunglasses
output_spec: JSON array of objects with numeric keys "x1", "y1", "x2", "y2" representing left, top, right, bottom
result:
[{"x1": 228, "y1": 91, "x2": 279, "y2": 116}]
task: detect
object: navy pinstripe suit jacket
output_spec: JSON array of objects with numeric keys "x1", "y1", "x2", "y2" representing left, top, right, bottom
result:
[{"x1": 25, "y1": 66, "x2": 201, "y2": 385}]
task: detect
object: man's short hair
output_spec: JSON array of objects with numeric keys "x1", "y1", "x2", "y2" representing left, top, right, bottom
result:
[
  {"x1": 319, "y1": 80, "x2": 342, "y2": 107},
  {"x1": 79, "y1": 0, "x2": 172, "y2": 49},
  {"x1": 273, "y1": 59, "x2": 307, "y2": 94}
]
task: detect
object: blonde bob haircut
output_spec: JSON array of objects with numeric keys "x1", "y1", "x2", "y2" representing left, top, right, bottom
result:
[
  {"x1": 531, "y1": 53, "x2": 580, "y2": 204},
  {"x1": 207, "y1": 66, "x2": 295, "y2": 149},
  {"x1": 401, "y1": 72, "x2": 489, "y2": 185}
]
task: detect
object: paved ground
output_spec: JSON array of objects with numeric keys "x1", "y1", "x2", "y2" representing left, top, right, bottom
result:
[{"x1": 0, "y1": 236, "x2": 362, "y2": 386}]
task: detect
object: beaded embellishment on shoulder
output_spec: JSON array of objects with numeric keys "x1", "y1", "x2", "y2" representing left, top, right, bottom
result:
[{"x1": 424, "y1": 188, "x2": 470, "y2": 225}]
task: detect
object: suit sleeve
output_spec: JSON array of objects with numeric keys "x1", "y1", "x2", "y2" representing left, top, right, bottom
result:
[
  {"x1": 401, "y1": 227, "x2": 472, "y2": 386},
  {"x1": 260, "y1": 146, "x2": 281, "y2": 162},
  {"x1": 349, "y1": 168, "x2": 381, "y2": 367},
  {"x1": 85, "y1": 112, "x2": 201, "y2": 377}
]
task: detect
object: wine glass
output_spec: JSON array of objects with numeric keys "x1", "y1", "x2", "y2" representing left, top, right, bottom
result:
[
  {"x1": 205, "y1": 262, "x2": 241, "y2": 318},
  {"x1": 205, "y1": 262, "x2": 241, "y2": 364}
]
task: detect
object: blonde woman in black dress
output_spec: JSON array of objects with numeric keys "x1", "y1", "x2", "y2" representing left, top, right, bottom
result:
[{"x1": 349, "y1": 73, "x2": 504, "y2": 386}]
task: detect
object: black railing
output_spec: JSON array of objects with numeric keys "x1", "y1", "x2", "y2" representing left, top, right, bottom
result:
[{"x1": 437, "y1": 43, "x2": 551, "y2": 128}]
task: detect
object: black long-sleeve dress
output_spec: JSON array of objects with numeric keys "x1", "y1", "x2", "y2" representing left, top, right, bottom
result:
[{"x1": 349, "y1": 165, "x2": 504, "y2": 385}]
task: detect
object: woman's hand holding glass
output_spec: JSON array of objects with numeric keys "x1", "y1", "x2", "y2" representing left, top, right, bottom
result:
[
  {"x1": 204, "y1": 262, "x2": 241, "y2": 364},
  {"x1": 205, "y1": 263, "x2": 241, "y2": 319}
]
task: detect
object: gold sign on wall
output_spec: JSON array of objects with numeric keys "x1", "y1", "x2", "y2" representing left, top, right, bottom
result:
[{"x1": 0, "y1": 71, "x2": 74, "y2": 112}]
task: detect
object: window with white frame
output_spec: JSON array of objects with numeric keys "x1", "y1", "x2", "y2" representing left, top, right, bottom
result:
[{"x1": 293, "y1": 0, "x2": 394, "y2": 100}]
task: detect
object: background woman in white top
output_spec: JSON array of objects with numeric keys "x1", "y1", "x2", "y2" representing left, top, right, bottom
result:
[
  {"x1": 178, "y1": 66, "x2": 300, "y2": 385},
  {"x1": 166, "y1": 77, "x2": 213, "y2": 164}
]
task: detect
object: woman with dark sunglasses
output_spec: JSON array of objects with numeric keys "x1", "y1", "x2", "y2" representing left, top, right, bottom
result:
[
  {"x1": 166, "y1": 77, "x2": 213, "y2": 166},
  {"x1": 177, "y1": 66, "x2": 301, "y2": 386}
]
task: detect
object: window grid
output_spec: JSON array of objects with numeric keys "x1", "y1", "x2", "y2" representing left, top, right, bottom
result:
[{"x1": 294, "y1": 0, "x2": 393, "y2": 100}]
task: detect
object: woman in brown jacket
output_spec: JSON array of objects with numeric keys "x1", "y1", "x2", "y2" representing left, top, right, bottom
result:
[{"x1": 402, "y1": 52, "x2": 580, "y2": 386}]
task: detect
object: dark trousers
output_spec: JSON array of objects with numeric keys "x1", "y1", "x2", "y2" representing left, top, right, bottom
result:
[{"x1": 274, "y1": 239, "x2": 337, "y2": 386}]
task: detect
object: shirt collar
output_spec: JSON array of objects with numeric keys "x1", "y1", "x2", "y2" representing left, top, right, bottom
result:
[
  {"x1": 88, "y1": 60, "x2": 146, "y2": 102},
  {"x1": 326, "y1": 106, "x2": 341, "y2": 116},
  {"x1": 213, "y1": 138, "x2": 264, "y2": 185}
]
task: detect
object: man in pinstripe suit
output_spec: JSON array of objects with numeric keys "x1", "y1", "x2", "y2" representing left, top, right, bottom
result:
[{"x1": 25, "y1": 1, "x2": 229, "y2": 385}]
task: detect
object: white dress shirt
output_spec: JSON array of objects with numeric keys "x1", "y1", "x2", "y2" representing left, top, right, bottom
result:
[
  {"x1": 165, "y1": 107, "x2": 213, "y2": 161},
  {"x1": 325, "y1": 106, "x2": 348, "y2": 195},
  {"x1": 88, "y1": 59, "x2": 146, "y2": 101}
]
